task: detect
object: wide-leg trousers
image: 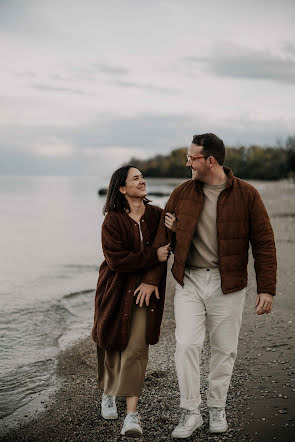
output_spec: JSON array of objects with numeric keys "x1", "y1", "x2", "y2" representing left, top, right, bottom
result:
[
  {"x1": 97, "y1": 302, "x2": 148, "y2": 397},
  {"x1": 174, "y1": 267, "x2": 246, "y2": 411}
]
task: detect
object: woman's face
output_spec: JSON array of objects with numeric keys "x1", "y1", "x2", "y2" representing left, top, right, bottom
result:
[{"x1": 120, "y1": 167, "x2": 147, "y2": 199}]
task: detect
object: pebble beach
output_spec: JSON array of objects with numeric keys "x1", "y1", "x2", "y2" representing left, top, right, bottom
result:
[{"x1": 2, "y1": 180, "x2": 295, "y2": 441}]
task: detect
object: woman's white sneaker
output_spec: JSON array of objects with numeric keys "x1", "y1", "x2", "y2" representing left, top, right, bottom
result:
[
  {"x1": 209, "y1": 407, "x2": 228, "y2": 433},
  {"x1": 101, "y1": 393, "x2": 118, "y2": 420},
  {"x1": 171, "y1": 409, "x2": 203, "y2": 439},
  {"x1": 121, "y1": 412, "x2": 143, "y2": 438}
]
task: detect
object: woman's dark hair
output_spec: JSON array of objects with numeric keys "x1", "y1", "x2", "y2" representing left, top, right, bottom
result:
[
  {"x1": 103, "y1": 165, "x2": 150, "y2": 214},
  {"x1": 192, "y1": 133, "x2": 225, "y2": 166}
]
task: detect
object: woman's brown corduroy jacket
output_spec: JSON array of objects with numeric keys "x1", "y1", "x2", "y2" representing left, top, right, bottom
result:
[
  {"x1": 143, "y1": 167, "x2": 277, "y2": 296},
  {"x1": 92, "y1": 204, "x2": 167, "y2": 351}
]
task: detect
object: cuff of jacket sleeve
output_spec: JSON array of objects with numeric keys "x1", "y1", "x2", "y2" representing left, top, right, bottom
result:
[
  {"x1": 142, "y1": 277, "x2": 160, "y2": 286},
  {"x1": 142, "y1": 263, "x2": 165, "y2": 286},
  {"x1": 257, "y1": 288, "x2": 276, "y2": 296}
]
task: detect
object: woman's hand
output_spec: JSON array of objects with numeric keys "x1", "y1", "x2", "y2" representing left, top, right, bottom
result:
[
  {"x1": 165, "y1": 212, "x2": 177, "y2": 232},
  {"x1": 157, "y1": 243, "x2": 170, "y2": 262},
  {"x1": 134, "y1": 283, "x2": 159, "y2": 307}
]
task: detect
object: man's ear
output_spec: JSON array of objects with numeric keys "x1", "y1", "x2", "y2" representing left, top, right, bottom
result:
[{"x1": 119, "y1": 186, "x2": 126, "y2": 195}]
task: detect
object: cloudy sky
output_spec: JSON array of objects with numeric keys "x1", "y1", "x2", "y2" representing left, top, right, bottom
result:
[{"x1": 1, "y1": 0, "x2": 295, "y2": 176}]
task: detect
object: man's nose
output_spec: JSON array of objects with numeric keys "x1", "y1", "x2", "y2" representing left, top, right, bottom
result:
[{"x1": 186, "y1": 160, "x2": 191, "y2": 167}]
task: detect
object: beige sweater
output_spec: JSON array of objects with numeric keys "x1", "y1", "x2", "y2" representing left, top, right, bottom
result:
[{"x1": 187, "y1": 182, "x2": 226, "y2": 268}]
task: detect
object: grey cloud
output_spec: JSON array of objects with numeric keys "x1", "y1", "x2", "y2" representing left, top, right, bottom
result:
[
  {"x1": 1, "y1": 112, "x2": 292, "y2": 152},
  {"x1": 92, "y1": 63, "x2": 129, "y2": 75},
  {"x1": 211, "y1": 117, "x2": 294, "y2": 147},
  {"x1": 1, "y1": 112, "x2": 294, "y2": 175},
  {"x1": 283, "y1": 42, "x2": 295, "y2": 56},
  {"x1": 113, "y1": 80, "x2": 180, "y2": 95},
  {"x1": 50, "y1": 74, "x2": 74, "y2": 81},
  {"x1": 183, "y1": 43, "x2": 295, "y2": 84},
  {"x1": 0, "y1": 146, "x2": 79, "y2": 175},
  {"x1": 0, "y1": 143, "x2": 102, "y2": 176},
  {"x1": 62, "y1": 113, "x2": 295, "y2": 153},
  {"x1": 39, "y1": 114, "x2": 194, "y2": 150},
  {"x1": 69, "y1": 62, "x2": 129, "y2": 79},
  {"x1": 0, "y1": 0, "x2": 56, "y2": 37},
  {"x1": 16, "y1": 72, "x2": 37, "y2": 78},
  {"x1": 0, "y1": 113, "x2": 195, "y2": 152},
  {"x1": 32, "y1": 83, "x2": 89, "y2": 95},
  {"x1": 47, "y1": 63, "x2": 130, "y2": 85},
  {"x1": 49, "y1": 72, "x2": 98, "y2": 84},
  {"x1": 65, "y1": 114, "x2": 196, "y2": 149},
  {"x1": 0, "y1": 113, "x2": 194, "y2": 175}
]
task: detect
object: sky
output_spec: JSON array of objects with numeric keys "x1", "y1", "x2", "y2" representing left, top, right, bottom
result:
[{"x1": 0, "y1": 0, "x2": 295, "y2": 176}]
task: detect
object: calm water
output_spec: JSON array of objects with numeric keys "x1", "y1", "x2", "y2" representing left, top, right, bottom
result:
[{"x1": 0, "y1": 175, "x2": 173, "y2": 428}]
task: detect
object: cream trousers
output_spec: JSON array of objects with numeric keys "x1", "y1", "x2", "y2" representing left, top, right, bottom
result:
[{"x1": 174, "y1": 267, "x2": 246, "y2": 410}]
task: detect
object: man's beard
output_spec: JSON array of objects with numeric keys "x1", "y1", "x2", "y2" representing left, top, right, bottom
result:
[{"x1": 191, "y1": 168, "x2": 198, "y2": 180}]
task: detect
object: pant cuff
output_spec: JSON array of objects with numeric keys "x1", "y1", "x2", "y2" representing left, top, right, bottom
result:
[
  {"x1": 207, "y1": 396, "x2": 226, "y2": 408},
  {"x1": 180, "y1": 396, "x2": 201, "y2": 412}
]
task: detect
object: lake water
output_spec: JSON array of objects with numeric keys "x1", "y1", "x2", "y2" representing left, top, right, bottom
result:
[{"x1": 0, "y1": 175, "x2": 176, "y2": 429}]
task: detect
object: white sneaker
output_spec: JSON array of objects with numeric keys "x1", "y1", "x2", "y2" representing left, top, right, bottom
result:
[
  {"x1": 120, "y1": 412, "x2": 143, "y2": 438},
  {"x1": 101, "y1": 393, "x2": 118, "y2": 420},
  {"x1": 171, "y1": 409, "x2": 203, "y2": 439},
  {"x1": 209, "y1": 407, "x2": 228, "y2": 433}
]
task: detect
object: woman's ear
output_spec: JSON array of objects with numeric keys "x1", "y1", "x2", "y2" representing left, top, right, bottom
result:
[{"x1": 119, "y1": 186, "x2": 126, "y2": 195}]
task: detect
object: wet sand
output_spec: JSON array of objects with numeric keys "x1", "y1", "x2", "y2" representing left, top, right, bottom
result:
[{"x1": 2, "y1": 180, "x2": 295, "y2": 441}]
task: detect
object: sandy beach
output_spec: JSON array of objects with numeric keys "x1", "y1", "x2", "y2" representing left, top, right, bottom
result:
[{"x1": 2, "y1": 180, "x2": 295, "y2": 442}]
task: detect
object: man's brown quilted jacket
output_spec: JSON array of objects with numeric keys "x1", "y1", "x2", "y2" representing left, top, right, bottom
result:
[{"x1": 143, "y1": 167, "x2": 277, "y2": 296}]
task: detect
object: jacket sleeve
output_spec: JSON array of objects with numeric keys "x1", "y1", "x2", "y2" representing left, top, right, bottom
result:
[
  {"x1": 102, "y1": 215, "x2": 159, "y2": 273},
  {"x1": 249, "y1": 189, "x2": 277, "y2": 295},
  {"x1": 142, "y1": 191, "x2": 177, "y2": 286}
]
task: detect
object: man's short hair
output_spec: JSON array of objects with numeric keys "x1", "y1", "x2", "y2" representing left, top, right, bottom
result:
[{"x1": 192, "y1": 133, "x2": 225, "y2": 166}]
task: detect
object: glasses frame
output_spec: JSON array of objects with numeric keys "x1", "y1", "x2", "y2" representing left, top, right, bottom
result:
[{"x1": 186, "y1": 154, "x2": 208, "y2": 162}]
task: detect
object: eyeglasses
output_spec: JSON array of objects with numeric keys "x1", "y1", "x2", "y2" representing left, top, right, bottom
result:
[{"x1": 186, "y1": 154, "x2": 208, "y2": 162}]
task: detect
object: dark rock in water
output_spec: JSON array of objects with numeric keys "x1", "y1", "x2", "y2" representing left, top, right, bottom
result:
[
  {"x1": 97, "y1": 188, "x2": 170, "y2": 197},
  {"x1": 148, "y1": 191, "x2": 171, "y2": 197}
]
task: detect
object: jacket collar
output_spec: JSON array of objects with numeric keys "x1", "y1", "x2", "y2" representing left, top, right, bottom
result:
[{"x1": 193, "y1": 166, "x2": 234, "y2": 192}]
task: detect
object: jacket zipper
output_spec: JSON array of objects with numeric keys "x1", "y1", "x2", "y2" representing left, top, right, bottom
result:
[{"x1": 216, "y1": 187, "x2": 229, "y2": 278}]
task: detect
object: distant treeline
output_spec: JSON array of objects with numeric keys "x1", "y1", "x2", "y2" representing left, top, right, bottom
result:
[{"x1": 129, "y1": 136, "x2": 295, "y2": 180}]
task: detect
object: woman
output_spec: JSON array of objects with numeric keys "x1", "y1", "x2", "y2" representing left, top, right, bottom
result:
[{"x1": 92, "y1": 165, "x2": 169, "y2": 438}]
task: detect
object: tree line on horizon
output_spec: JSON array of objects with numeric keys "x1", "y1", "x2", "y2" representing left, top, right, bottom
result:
[{"x1": 128, "y1": 135, "x2": 295, "y2": 180}]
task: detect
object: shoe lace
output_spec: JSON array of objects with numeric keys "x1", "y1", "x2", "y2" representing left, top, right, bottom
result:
[
  {"x1": 127, "y1": 412, "x2": 140, "y2": 425},
  {"x1": 104, "y1": 395, "x2": 115, "y2": 408},
  {"x1": 179, "y1": 410, "x2": 192, "y2": 427},
  {"x1": 210, "y1": 407, "x2": 222, "y2": 422}
]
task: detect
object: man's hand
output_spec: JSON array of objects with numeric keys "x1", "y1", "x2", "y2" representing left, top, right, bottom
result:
[
  {"x1": 255, "y1": 293, "x2": 273, "y2": 315},
  {"x1": 134, "y1": 283, "x2": 159, "y2": 307},
  {"x1": 165, "y1": 212, "x2": 177, "y2": 232}
]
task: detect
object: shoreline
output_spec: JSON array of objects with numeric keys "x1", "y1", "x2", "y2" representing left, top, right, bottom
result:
[
  {"x1": 2, "y1": 182, "x2": 295, "y2": 441},
  {"x1": 2, "y1": 254, "x2": 295, "y2": 441}
]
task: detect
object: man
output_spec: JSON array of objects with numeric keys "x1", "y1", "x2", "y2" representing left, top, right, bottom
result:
[{"x1": 135, "y1": 133, "x2": 276, "y2": 438}]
